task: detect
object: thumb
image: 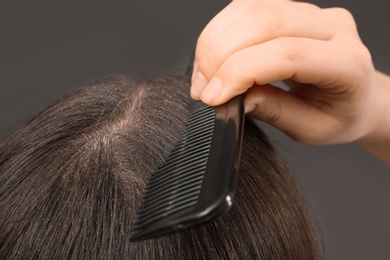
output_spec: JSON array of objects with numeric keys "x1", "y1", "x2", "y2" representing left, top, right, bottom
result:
[{"x1": 245, "y1": 84, "x2": 341, "y2": 145}]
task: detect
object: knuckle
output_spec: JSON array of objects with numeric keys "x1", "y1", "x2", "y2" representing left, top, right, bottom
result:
[
  {"x1": 223, "y1": 49, "x2": 257, "y2": 90},
  {"x1": 263, "y1": 103, "x2": 282, "y2": 125},
  {"x1": 196, "y1": 46, "x2": 224, "y2": 78},
  {"x1": 332, "y1": 7, "x2": 354, "y2": 20},
  {"x1": 196, "y1": 31, "x2": 224, "y2": 67},
  {"x1": 352, "y1": 43, "x2": 372, "y2": 68},
  {"x1": 276, "y1": 37, "x2": 307, "y2": 64},
  {"x1": 196, "y1": 25, "x2": 216, "y2": 54},
  {"x1": 253, "y1": 5, "x2": 283, "y2": 34},
  {"x1": 227, "y1": 50, "x2": 250, "y2": 76},
  {"x1": 356, "y1": 43, "x2": 372, "y2": 64},
  {"x1": 329, "y1": 7, "x2": 357, "y2": 28},
  {"x1": 349, "y1": 43, "x2": 374, "y2": 82},
  {"x1": 297, "y1": 2, "x2": 320, "y2": 11},
  {"x1": 291, "y1": 126, "x2": 326, "y2": 145},
  {"x1": 251, "y1": 86, "x2": 283, "y2": 125},
  {"x1": 203, "y1": 48, "x2": 222, "y2": 71}
]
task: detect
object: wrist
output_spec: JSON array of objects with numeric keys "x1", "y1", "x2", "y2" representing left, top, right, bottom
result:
[{"x1": 358, "y1": 71, "x2": 390, "y2": 164}]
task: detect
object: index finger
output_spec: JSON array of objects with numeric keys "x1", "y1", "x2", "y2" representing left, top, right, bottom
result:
[
  {"x1": 192, "y1": 0, "x2": 257, "y2": 81},
  {"x1": 195, "y1": 0, "x2": 255, "y2": 58}
]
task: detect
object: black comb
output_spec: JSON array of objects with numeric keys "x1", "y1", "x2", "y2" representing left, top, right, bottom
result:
[{"x1": 130, "y1": 53, "x2": 245, "y2": 241}]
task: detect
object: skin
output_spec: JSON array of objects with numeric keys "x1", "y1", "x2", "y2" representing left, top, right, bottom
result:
[{"x1": 190, "y1": 0, "x2": 390, "y2": 165}]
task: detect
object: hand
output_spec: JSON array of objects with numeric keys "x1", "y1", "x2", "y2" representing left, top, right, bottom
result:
[{"x1": 191, "y1": 0, "x2": 388, "y2": 145}]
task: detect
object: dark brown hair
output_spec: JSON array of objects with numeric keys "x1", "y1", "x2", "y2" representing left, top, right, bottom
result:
[{"x1": 0, "y1": 74, "x2": 323, "y2": 259}]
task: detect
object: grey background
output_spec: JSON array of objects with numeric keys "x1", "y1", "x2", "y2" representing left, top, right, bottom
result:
[{"x1": 0, "y1": 1, "x2": 389, "y2": 259}]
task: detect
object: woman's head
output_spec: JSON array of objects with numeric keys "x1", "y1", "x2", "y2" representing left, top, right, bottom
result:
[{"x1": 0, "y1": 74, "x2": 322, "y2": 259}]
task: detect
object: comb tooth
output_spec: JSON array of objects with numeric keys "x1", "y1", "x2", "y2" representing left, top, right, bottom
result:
[
  {"x1": 138, "y1": 189, "x2": 201, "y2": 222},
  {"x1": 152, "y1": 115, "x2": 213, "y2": 159},
  {"x1": 144, "y1": 174, "x2": 205, "y2": 206},
  {"x1": 142, "y1": 131, "x2": 212, "y2": 208},
  {"x1": 143, "y1": 168, "x2": 205, "y2": 200},
  {"x1": 145, "y1": 129, "x2": 213, "y2": 187},
  {"x1": 145, "y1": 153, "x2": 208, "y2": 192},
  {"x1": 182, "y1": 116, "x2": 214, "y2": 134},
  {"x1": 151, "y1": 139, "x2": 210, "y2": 177},
  {"x1": 157, "y1": 143, "x2": 210, "y2": 171},
  {"x1": 185, "y1": 109, "x2": 213, "y2": 129},
  {"x1": 145, "y1": 163, "x2": 206, "y2": 194},
  {"x1": 181, "y1": 124, "x2": 214, "y2": 144},
  {"x1": 167, "y1": 136, "x2": 212, "y2": 160},
  {"x1": 182, "y1": 109, "x2": 212, "y2": 128},
  {"x1": 146, "y1": 150, "x2": 209, "y2": 191},
  {"x1": 140, "y1": 181, "x2": 203, "y2": 214},
  {"x1": 186, "y1": 113, "x2": 214, "y2": 128},
  {"x1": 133, "y1": 102, "x2": 217, "y2": 233},
  {"x1": 136, "y1": 188, "x2": 200, "y2": 224},
  {"x1": 185, "y1": 120, "x2": 213, "y2": 134},
  {"x1": 135, "y1": 187, "x2": 201, "y2": 226},
  {"x1": 134, "y1": 190, "x2": 201, "y2": 229},
  {"x1": 141, "y1": 173, "x2": 204, "y2": 209},
  {"x1": 158, "y1": 146, "x2": 205, "y2": 173},
  {"x1": 136, "y1": 179, "x2": 204, "y2": 219},
  {"x1": 145, "y1": 155, "x2": 207, "y2": 194},
  {"x1": 190, "y1": 105, "x2": 213, "y2": 117},
  {"x1": 180, "y1": 123, "x2": 214, "y2": 145},
  {"x1": 144, "y1": 166, "x2": 205, "y2": 200},
  {"x1": 180, "y1": 119, "x2": 214, "y2": 140},
  {"x1": 188, "y1": 108, "x2": 214, "y2": 121},
  {"x1": 134, "y1": 202, "x2": 198, "y2": 231}
]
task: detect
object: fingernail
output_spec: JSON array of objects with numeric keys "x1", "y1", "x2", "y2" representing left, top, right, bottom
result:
[
  {"x1": 245, "y1": 104, "x2": 256, "y2": 114},
  {"x1": 191, "y1": 72, "x2": 208, "y2": 98},
  {"x1": 191, "y1": 62, "x2": 198, "y2": 82},
  {"x1": 201, "y1": 77, "x2": 223, "y2": 104}
]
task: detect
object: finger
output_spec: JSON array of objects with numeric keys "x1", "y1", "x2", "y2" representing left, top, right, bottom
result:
[
  {"x1": 192, "y1": 0, "x2": 254, "y2": 83},
  {"x1": 244, "y1": 84, "x2": 345, "y2": 144},
  {"x1": 191, "y1": 4, "x2": 360, "y2": 99},
  {"x1": 196, "y1": 0, "x2": 295, "y2": 60},
  {"x1": 195, "y1": 0, "x2": 253, "y2": 58},
  {"x1": 198, "y1": 37, "x2": 353, "y2": 105},
  {"x1": 196, "y1": 1, "x2": 336, "y2": 80}
]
